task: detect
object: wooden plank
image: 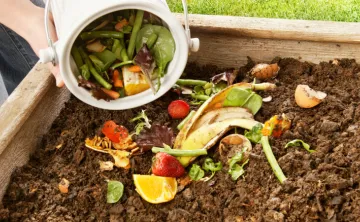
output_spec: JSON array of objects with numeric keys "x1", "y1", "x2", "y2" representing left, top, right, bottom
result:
[
  {"x1": 0, "y1": 85, "x2": 70, "y2": 200},
  {"x1": 0, "y1": 64, "x2": 54, "y2": 156},
  {"x1": 176, "y1": 14, "x2": 360, "y2": 43},
  {"x1": 188, "y1": 32, "x2": 360, "y2": 68}
]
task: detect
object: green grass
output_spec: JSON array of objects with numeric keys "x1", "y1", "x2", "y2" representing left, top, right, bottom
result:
[{"x1": 167, "y1": 0, "x2": 360, "y2": 22}]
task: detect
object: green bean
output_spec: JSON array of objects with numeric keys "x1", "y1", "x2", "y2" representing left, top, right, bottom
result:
[
  {"x1": 80, "y1": 31, "x2": 124, "y2": 40},
  {"x1": 177, "y1": 110, "x2": 196, "y2": 130},
  {"x1": 146, "y1": 33, "x2": 158, "y2": 49},
  {"x1": 152, "y1": 147, "x2": 208, "y2": 157},
  {"x1": 79, "y1": 47, "x2": 112, "y2": 89},
  {"x1": 111, "y1": 60, "x2": 134, "y2": 70},
  {"x1": 80, "y1": 64, "x2": 90, "y2": 80},
  {"x1": 176, "y1": 79, "x2": 208, "y2": 86},
  {"x1": 71, "y1": 46, "x2": 84, "y2": 69},
  {"x1": 113, "y1": 39, "x2": 129, "y2": 62},
  {"x1": 191, "y1": 94, "x2": 210, "y2": 101},
  {"x1": 127, "y1": 10, "x2": 144, "y2": 59}
]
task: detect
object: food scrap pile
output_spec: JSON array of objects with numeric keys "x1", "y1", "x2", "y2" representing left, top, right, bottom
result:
[
  {"x1": 72, "y1": 9, "x2": 175, "y2": 100},
  {"x1": 1, "y1": 58, "x2": 360, "y2": 221}
]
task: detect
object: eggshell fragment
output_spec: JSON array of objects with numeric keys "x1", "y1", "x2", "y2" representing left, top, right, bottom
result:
[{"x1": 295, "y1": 85, "x2": 327, "y2": 108}]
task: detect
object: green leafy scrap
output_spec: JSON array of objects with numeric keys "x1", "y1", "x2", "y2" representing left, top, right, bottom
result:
[
  {"x1": 245, "y1": 123, "x2": 263, "y2": 143},
  {"x1": 285, "y1": 139, "x2": 315, "y2": 153},
  {"x1": 228, "y1": 152, "x2": 249, "y2": 181},
  {"x1": 202, "y1": 158, "x2": 223, "y2": 181},
  {"x1": 189, "y1": 164, "x2": 205, "y2": 181}
]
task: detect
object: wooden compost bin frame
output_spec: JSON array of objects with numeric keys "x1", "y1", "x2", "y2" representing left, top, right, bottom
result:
[{"x1": 1, "y1": 14, "x2": 360, "y2": 201}]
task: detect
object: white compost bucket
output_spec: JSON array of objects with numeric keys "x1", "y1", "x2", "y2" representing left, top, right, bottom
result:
[{"x1": 39, "y1": 0, "x2": 199, "y2": 110}]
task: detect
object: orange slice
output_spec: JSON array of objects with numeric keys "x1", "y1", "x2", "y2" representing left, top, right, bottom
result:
[{"x1": 133, "y1": 174, "x2": 177, "y2": 204}]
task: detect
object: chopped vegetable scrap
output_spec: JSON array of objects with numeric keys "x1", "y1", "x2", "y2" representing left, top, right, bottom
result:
[
  {"x1": 99, "y1": 161, "x2": 114, "y2": 171},
  {"x1": 85, "y1": 120, "x2": 138, "y2": 169},
  {"x1": 295, "y1": 85, "x2": 327, "y2": 108},
  {"x1": 107, "y1": 181, "x2": 124, "y2": 204},
  {"x1": 188, "y1": 164, "x2": 205, "y2": 181},
  {"x1": 285, "y1": 139, "x2": 315, "y2": 153},
  {"x1": 133, "y1": 175, "x2": 177, "y2": 204},
  {"x1": 244, "y1": 123, "x2": 263, "y2": 143},
  {"x1": 152, "y1": 152, "x2": 185, "y2": 178},
  {"x1": 261, "y1": 114, "x2": 291, "y2": 138},
  {"x1": 168, "y1": 100, "x2": 190, "y2": 119},
  {"x1": 72, "y1": 9, "x2": 175, "y2": 101},
  {"x1": 249, "y1": 63, "x2": 280, "y2": 80},
  {"x1": 135, "y1": 124, "x2": 175, "y2": 154},
  {"x1": 130, "y1": 110, "x2": 151, "y2": 135},
  {"x1": 58, "y1": 178, "x2": 70, "y2": 194},
  {"x1": 228, "y1": 152, "x2": 249, "y2": 181},
  {"x1": 202, "y1": 158, "x2": 223, "y2": 181}
]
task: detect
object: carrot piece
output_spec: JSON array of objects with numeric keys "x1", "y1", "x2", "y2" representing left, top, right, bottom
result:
[
  {"x1": 115, "y1": 19, "x2": 129, "y2": 31},
  {"x1": 128, "y1": 65, "x2": 142, "y2": 73},
  {"x1": 112, "y1": 70, "x2": 123, "y2": 87},
  {"x1": 101, "y1": 88, "x2": 120, "y2": 99}
]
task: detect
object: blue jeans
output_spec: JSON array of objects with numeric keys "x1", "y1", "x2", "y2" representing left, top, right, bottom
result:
[{"x1": 0, "y1": 0, "x2": 45, "y2": 97}]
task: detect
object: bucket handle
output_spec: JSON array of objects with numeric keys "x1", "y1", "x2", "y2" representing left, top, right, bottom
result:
[{"x1": 43, "y1": 0, "x2": 57, "y2": 66}]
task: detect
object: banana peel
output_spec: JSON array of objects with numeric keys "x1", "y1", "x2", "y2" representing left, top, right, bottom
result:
[
  {"x1": 191, "y1": 107, "x2": 253, "y2": 133},
  {"x1": 174, "y1": 82, "x2": 275, "y2": 167},
  {"x1": 174, "y1": 83, "x2": 253, "y2": 149}
]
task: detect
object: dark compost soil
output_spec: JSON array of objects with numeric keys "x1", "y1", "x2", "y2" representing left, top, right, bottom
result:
[{"x1": 1, "y1": 58, "x2": 360, "y2": 222}]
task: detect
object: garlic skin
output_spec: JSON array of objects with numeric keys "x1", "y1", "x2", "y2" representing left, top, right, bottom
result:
[{"x1": 295, "y1": 85, "x2": 327, "y2": 108}]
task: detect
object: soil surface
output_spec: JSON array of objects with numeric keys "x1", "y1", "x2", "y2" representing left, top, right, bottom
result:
[{"x1": 1, "y1": 58, "x2": 360, "y2": 222}]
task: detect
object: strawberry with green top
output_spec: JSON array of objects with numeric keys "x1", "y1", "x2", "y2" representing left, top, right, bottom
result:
[
  {"x1": 168, "y1": 100, "x2": 190, "y2": 119},
  {"x1": 152, "y1": 152, "x2": 185, "y2": 178}
]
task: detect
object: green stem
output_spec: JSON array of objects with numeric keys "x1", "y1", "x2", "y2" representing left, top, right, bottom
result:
[
  {"x1": 260, "y1": 136, "x2": 287, "y2": 184},
  {"x1": 176, "y1": 79, "x2": 208, "y2": 86},
  {"x1": 152, "y1": 147, "x2": 207, "y2": 157},
  {"x1": 79, "y1": 47, "x2": 112, "y2": 89},
  {"x1": 191, "y1": 94, "x2": 210, "y2": 101},
  {"x1": 111, "y1": 60, "x2": 134, "y2": 69},
  {"x1": 127, "y1": 10, "x2": 144, "y2": 59},
  {"x1": 252, "y1": 83, "x2": 276, "y2": 91},
  {"x1": 89, "y1": 68, "x2": 112, "y2": 89},
  {"x1": 177, "y1": 110, "x2": 196, "y2": 130},
  {"x1": 71, "y1": 46, "x2": 84, "y2": 69},
  {"x1": 80, "y1": 31, "x2": 124, "y2": 40},
  {"x1": 146, "y1": 33, "x2": 158, "y2": 49}
]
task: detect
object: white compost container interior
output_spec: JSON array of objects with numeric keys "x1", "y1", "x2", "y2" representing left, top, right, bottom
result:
[{"x1": 46, "y1": 0, "x2": 193, "y2": 110}]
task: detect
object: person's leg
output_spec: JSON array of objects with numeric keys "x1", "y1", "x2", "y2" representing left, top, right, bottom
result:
[
  {"x1": 0, "y1": 0, "x2": 45, "y2": 97},
  {"x1": 0, "y1": 24, "x2": 39, "y2": 94}
]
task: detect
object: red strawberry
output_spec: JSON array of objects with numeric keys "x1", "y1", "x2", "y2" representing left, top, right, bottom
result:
[
  {"x1": 168, "y1": 100, "x2": 190, "y2": 119},
  {"x1": 152, "y1": 152, "x2": 185, "y2": 178}
]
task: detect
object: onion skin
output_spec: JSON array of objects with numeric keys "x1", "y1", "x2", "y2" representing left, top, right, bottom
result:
[{"x1": 250, "y1": 63, "x2": 280, "y2": 80}]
